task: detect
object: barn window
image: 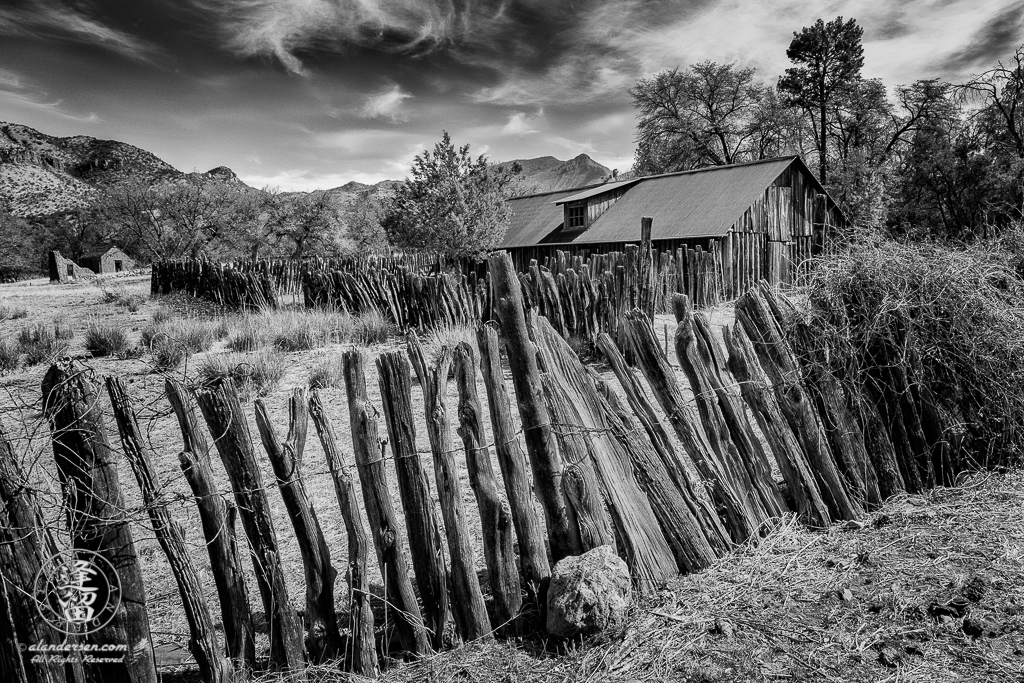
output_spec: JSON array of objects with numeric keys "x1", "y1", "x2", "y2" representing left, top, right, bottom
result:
[
  {"x1": 566, "y1": 203, "x2": 586, "y2": 229},
  {"x1": 114, "y1": 260, "x2": 123, "y2": 272},
  {"x1": 66, "y1": 264, "x2": 74, "y2": 276}
]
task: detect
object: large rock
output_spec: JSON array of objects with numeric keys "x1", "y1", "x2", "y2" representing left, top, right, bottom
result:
[{"x1": 546, "y1": 545, "x2": 632, "y2": 638}]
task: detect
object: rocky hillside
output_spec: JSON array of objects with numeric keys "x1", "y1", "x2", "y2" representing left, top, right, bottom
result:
[
  {"x1": 499, "y1": 153, "x2": 612, "y2": 193},
  {"x1": 0, "y1": 122, "x2": 235, "y2": 218}
]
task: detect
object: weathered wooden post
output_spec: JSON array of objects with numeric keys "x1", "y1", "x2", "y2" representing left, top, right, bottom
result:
[
  {"x1": 452, "y1": 342, "x2": 523, "y2": 634},
  {"x1": 308, "y1": 391, "x2": 377, "y2": 677},
  {"x1": 408, "y1": 337, "x2": 492, "y2": 641},
  {"x1": 621, "y1": 310, "x2": 758, "y2": 544},
  {"x1": 734, "y1": 287, "x2": 863, "y2": 521},
  {"x1": 722, "y1": 324, "x2": 832, "y2": 527},
  {"x1": 254, "y1": 389, "x2": 342, "y2": 662},
  {"x1": 377, "y1": 350, "x2": 449, "y2": 650},
  {"x1": 41, "y1": 360, "x2": 157, "y2": 683},
  {"x1": 639, "y1": 216, "x2": 654, "y2": 319},
  {"x1": 596, "y1": 333, "x2": 728, "y2": 568},
  {"x1": 342, "y1": 350, "x2": 429, "y2": 656},
  {"x1": 0, "y1": 426, "x2": 75, "y2": 683},
  {"x1": 165, "y1": 379, "x2": 254, "y2": 673},
  {"x1": 488, "y1": 251, "x2": 581, "y2": 562},
  {"x1": 106, "y1": 378, "x2": 230, "y2": 683},
  {"x1": 476, "y1": 324, "x2": 550, "y2": 589},
  {"x1": 195, "y1": 378, "x2": 307, "y2": 675}
]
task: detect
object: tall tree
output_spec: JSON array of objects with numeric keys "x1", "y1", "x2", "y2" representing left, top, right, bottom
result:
[
  {"x1": 382, "y1": 132, "x2": 523, "y2": 258},
  {"x1": 631, "y1": 61, "x2": 770, "y2": 174},
  {"x1": 778, "y1": 16, "x2": 865, "y2": 184},
  {"x1": 259, "y1": 189, "x2": 344, "y2": 259},
  {"x1": 962, "y1": 44, "x2": 1024, "y2": 160}
]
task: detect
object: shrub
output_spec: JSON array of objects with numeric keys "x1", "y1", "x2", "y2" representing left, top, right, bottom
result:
[
  {"x1": 308, "y1": 354, "x2": 344, "y2": 389},
  {"x1": 122, "y1": 293, "x2": 146, "y2": 312},
  {"x1": 228, "y1": 317, "x2": 270, "y2": 352},
  {"x1": 798, "y1": 237, "x2": 1024, "y2": 469},
  {"x1": 0, "y1": 340, "x2": 18, "y2": 373},
  {"x1": 419, "y1": 322, "x2": 474, "y2": 361},
  {"x1": 0, "y1": 305, "x2": 28, "y2": 321},
  {"x1": 356, "y1": 309, "x2": 395, "y2": 345},
  {"x1": 198, "y1": 350, "x2": 287, "y2": 397},
  {"x1": 53, "y1": 322, "x2": 74, "y2": 341},
  {"x1": 143, "y1": 318, "x2": 216, "y2": 355},
  {"x1": 16, "y1": 324, "x2": 67, "y2": 365},
  {"x1": 152, "y1": 337, "x2": 186, "y2": 371},
  {"x1": 152, "y1": 305, "x2": 175, "y2": 324},
  {"x1": 84, "y1": 320, "x2": 129, "y2": 357}
]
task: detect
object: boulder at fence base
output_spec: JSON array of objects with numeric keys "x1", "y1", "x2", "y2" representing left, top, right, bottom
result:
[{"x1": 546, "y1": 545, "x2": 632, "y2": 638}]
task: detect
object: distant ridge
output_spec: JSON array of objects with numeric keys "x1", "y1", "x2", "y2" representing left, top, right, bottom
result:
[
  {"x1": 498, "y1": 153, "x2": 612, "y2": 193},
  {"x1": 0, "y1": 121, "x2": 243, "y2": 217}
]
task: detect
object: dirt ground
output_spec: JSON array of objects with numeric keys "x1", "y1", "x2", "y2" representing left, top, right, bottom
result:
[{"x1": 2, "y1": 274, "x2": 1021, "y2": 682}]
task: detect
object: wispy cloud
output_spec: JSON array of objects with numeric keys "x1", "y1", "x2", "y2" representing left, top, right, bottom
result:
[
  {"x1": 361, "y1": 85, "x2": 413, "y2": 122},
  {"x1": 0, "y1": 67, "x2": 101, "y2": 123},
  {"x1": 0, "y1": 0, "x2": 158, "y2": 61}
]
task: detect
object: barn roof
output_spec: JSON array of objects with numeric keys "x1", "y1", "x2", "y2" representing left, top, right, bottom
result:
[
  {"x1": 502, "y1": 156, "x2": 837, "y2": 248},
  {"x1": 501, "y1": 187, "x2": 588, "y2": 248},
  {"x1": 553, "y1": 178, "x2": 640, "y2": 205}
]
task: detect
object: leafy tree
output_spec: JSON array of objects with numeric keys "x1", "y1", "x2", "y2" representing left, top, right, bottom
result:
[
  {"x1": 631, "y1": 61, "x2": 772, "y2": 174},
  {"x1": 95, "y1": 176, "x2": 260, "y2": 261},
  {"x1": 258, "y1": 189, "x2": 345, "y2": 258},
  {"x1": 382, "y1": 132, "x2": 523, "y2": 258},
  {"x1": 342, "y1": 192, "x2": 390, "y2": 252},
  {"x1": 0, "y1": 210, "x2": 40, "y2": 280},
  {"x1": 778, "y1": 16, "x2": 865, "y2": 184}
]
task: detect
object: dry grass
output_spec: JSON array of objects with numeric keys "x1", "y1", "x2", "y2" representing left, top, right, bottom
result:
[
  {"x1": 360, "y1": 471, "x2": 1023, "y2": 683},
  {"x1": 308, "y1": 353, "x2": 344, "y2": 389},
  {"x1": 15, "y1": 323, "x2": 68, "y2": 365},
  {"x1": 0, "y1": 304, "x2": 28, "y2": 320},
  {"x1": 197, "y1": 349, "x2": 288, "y2": 397},
  {"x1": 84, "y1": 319, "x2": 130, "y2": 357},
  {"x1": 798, "y1": 236, "x2": 1024, "y2": 469}
]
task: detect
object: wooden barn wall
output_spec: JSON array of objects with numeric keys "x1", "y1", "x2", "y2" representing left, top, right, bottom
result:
[
  {"x1": 585, "y1": 187, "x2": 629, "y2": 227},
  {"x1": 508, "y1": 163, "x2": 843, "y2": 297}
]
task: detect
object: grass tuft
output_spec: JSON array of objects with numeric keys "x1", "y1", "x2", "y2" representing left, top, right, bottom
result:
[
  {"x1": 308, "y1": 354, "x2": 344, "y2": 389},
  {"x1": 0, "y1": 340, "x2": 18, "y2": 373},
  {"x1": 16, "y1": 324, "x2": 68, "y2": 365},
  {"x1": 0, "y1": 305, "x2": 28, "y2": 321},
  {"x1": 198, "y1": 349, "x2": 287, "y2": 398},
  {"x1": 84, "y1": 320, "x2": 129, "y2": 357}
]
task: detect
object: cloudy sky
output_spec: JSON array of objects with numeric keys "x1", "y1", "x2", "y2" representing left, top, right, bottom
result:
[{"x1": 1, "y1": 0, "x2": 1022, "y2": 191}]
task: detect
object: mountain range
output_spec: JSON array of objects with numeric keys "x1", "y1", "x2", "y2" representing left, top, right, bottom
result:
[{"x1": 0, "y1": 121, "x2": 613, "y2": 218}]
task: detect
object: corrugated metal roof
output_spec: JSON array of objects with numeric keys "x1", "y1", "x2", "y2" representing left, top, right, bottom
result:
[
  {"x1": 553, "y1": 178, "x2": 640, "y2": 205},
  {"x1": 501, "y1": 187, "x2": 579, "y2": 248},
  {"x1": 560, "y1": 157, "x2": 794, "y2": 244}
]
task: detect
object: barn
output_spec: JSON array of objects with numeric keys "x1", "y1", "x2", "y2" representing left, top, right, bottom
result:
[
  {"x1": 78, "y1": 246, "x2": 135, "y2": 275},
  {"x1": 501, "y1": 156, "x2": 846, "y2": 295}
]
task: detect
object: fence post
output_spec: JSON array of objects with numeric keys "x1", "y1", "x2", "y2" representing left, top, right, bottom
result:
[
  {"x1": 0, "y1": 426, "x2": 74, "y2": 683},
  {"x1": 41, "y1": 360, "x2": 157, "y2": 683},
  {"x1": 165, "y1": 379, "x2": 255, "y2": 674},
  {"x1": 476, "y1": 323, "x2": 551, "y2": 596},
  {"x1": 308, "y1": 391, "x2": 378, "y2": 677},
  {"x1": 488, "y1": 251, "x2": 582, "y2": 562},
  {"x1": 622, "y1": 311, "x2": 757, "y2": 544},
  {"x1": 194, "y1": 379, "x2": 307, "y2": 675},
  {"x1": 377, "y1": 351, "x2": 449, "y2": 650},
  {"x1": 342, "y1": 350, "x2": 429, "y2": 656},
  {"x1": 254, "y1": 389, "x2": 341, "y2": 663},
  {"x1": 734, "y1": 287, "x2": 863, "y2": 521},
  {"x1": 452, "y1": 341, "x2": 523, "y2": 634},
  {"x1": 595, "y1": 333, "x2": 727, "y2": 568},
  {"x1": 106, "y1": 378, "x2": 230, "y2": 683},
  {"x1": 407, "y1": 337, "x2": 492, "y2": 641}
]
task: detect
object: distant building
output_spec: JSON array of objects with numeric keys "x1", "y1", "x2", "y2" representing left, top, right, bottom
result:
[
  {"x1": 78, "y1": 246, "x2": 135, "y2": 275},
  {"x1": 48, "y1": 250, "x2": 94, "y2": 282},
  {"x1": 501, "y1": 155, "x2": 846, "y2": 287}
]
